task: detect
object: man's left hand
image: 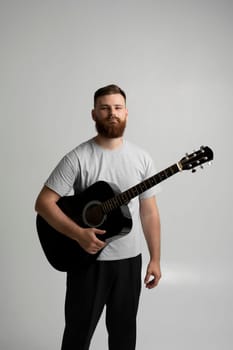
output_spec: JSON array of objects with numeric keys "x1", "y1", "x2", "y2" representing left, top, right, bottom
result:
[{"x1": 144, "y1": 261, "x2": 161, "y2": 289}]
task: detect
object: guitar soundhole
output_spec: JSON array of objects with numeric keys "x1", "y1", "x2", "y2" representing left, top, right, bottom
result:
[{"x1": 82, "y1": 201, "x2": 106, "y2": 228}]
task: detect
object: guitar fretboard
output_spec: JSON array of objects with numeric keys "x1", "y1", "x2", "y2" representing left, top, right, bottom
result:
[{"x1": 101, "y1": 163, "x2": 180, "y2": 214}]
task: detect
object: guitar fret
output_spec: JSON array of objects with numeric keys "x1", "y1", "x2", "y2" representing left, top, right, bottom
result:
[
  {"x1": 109, "y1": 200, "x2": 115, "y2": 210},
  {"x1": 101, "y1": 202, "x2": 107, "y2": 214},
  {"x1": 121, "y1": 192, "x2": 130, "y2": 203},
  {"x1": 112, "y1": 197, "x2": 119, "y2": 209},
  {"x1": 165, "y1": 167, "x2": 174, "y2": 177},
  {"x1": 128, "y1": 187, "x2": 138, "y2": 198},
  {"x1": 105, "y1": 200, "x2": 112, "y2": 213},
  {"x1": 147, "y1": 178, "x2": 155, "y2": 187},
  {"x1": 157, "y1": 172, "x2": 165, "y2": 182},
  {"x1": 142, "y1": 183, "x2": 147, "y2": 190}
]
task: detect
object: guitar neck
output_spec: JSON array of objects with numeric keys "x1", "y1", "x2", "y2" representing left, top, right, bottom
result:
[{"x1": 102, "y1": 162, "x2": 181, "y2": 213}]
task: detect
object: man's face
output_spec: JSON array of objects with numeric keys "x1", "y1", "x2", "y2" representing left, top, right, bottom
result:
[{"x1": 92, "y1": 94, "x2": 128, "y2": 138}]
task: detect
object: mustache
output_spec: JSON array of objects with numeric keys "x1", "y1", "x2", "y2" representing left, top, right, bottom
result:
[{"x1": 107, "y1": 116, "x2": 120, "y2": 122}]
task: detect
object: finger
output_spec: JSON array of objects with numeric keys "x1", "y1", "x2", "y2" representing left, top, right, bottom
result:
[
  {"x1": 93, "y1": 236, "x2": 105, "y2": 248},
  {"x1": 92, "y1": 240, "x2": 105, "y2": 251},
  {"x1": 90, "y1": 244, "x2": 104, "y2": 254},
  {"x1": 145, "y1": 275, "x2": 155, "y2": 288},
  {"x1": 146, "y1": 279, "x2": 156, "y2": 289},
  {"x1": 144, "y1": 271, "x2": 157, "y2": 286},
  {"x1": 94, "y1": 229, "x2": 106, "y2": 235},
  {"x1": 95, "y1": 241, "x2": 106, "y2": 250},
  {"x1": 89, "y1": 250, "x2": 97, "y2": 255},
  {"x1": 146, "y1": 274, "x2": 161, "y2": 289},
  {"x1": 89, "y1": 246, "x2": 99, "y2": 254},
  {"x1": 144, "y1": 271, "x2": 151, "y2": 284},
  {"x1": 94, "y1": 236, "x2": 107, "y2": 249}
]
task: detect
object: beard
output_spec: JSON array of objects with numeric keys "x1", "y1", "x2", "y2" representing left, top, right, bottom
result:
[{"x1": 95, "y1": 117, "x2": 127, "y2": 138}]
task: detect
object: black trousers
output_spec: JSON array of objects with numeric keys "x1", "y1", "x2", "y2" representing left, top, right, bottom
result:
[{"x1": 61, "y1": 254, "x2": 142, "y2": 350}]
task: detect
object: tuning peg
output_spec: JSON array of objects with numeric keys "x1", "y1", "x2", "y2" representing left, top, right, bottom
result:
[
  {"x1": 192, "y1": 169, "x2": 196, "y2": 173},
  {"x1": 200, "y1": 146, "x2": 205, "y2": 152}
]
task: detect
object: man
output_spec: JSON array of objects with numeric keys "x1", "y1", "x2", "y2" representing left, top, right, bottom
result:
[{"x1": 35, "y1": 84, "x2": 161, "y2": 350}]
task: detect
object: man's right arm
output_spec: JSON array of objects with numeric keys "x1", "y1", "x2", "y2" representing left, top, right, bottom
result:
[{"x1": 35, "y1": 186, "x2": 106, "y2": 254}]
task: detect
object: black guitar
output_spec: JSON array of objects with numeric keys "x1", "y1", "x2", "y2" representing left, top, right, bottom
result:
[{"x1": 36, "y1": 146, "x2": 213, "y2": 271}]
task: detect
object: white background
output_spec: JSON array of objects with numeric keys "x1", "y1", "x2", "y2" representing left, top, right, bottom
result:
[{"x1": 1, "y1": 0, "x2": 232, "y2": 349}]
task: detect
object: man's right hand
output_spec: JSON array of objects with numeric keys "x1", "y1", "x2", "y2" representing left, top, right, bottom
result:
[{"x1": 76, "y1": 227, "x2": 107, "y2": 254}]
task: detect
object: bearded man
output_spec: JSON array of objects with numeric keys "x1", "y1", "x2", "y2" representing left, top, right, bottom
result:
[{"x1": 35, "y1": 84, "x2": 161, "y2": 350}]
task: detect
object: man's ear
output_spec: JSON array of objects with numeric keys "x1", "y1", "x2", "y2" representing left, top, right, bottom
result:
[
  {"x1": 126, "y1": 108, "x2": 129, "y2": 121},
  {"x1": 91, "y1": 109, "x2": 96, "y2": 121}
]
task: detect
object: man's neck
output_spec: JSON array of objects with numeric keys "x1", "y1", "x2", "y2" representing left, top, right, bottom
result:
[{"x1": 94, "y1": 135, "x2": 123, "y2": 150}]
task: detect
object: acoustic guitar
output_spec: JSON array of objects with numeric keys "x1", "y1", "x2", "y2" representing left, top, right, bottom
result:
[{"x1": 36, "y1": 146, "x2": 213, "y2": 271}]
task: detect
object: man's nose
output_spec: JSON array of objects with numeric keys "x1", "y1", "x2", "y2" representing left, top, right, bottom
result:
[{"x1": 109, "y1": 107, "x2": 116, "y2": 116}]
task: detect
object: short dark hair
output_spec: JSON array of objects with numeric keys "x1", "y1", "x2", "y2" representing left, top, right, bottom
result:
[{"x1": 94, "y1": 84, "x2": 126, "y2": 106}]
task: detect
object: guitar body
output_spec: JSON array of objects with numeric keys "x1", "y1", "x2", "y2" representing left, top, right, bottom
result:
[{"x1": 36, "y1": 181, "x2": 132, "y2": 271}]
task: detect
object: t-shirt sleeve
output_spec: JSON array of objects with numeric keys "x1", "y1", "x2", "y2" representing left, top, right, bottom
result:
[
  {"x1": 45, "y1": 153, "x2": 77, "y2": 196},
  {"x1": 139, "y1": 154, "x2": 161, "y2": 200}
]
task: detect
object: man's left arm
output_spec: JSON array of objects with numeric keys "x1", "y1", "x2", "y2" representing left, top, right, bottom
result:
[{"x1": 140, "y1": 196, "x2": 161, "y2": 289}]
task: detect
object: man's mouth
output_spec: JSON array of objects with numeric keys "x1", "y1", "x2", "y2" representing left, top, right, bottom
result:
[{"x1": 108, "y1": 117, "x2": 119, "y2": 124}]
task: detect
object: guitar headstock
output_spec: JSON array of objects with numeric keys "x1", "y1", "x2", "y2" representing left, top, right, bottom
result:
[{"x1": 179, "y1": 146, "x2": 214, "y2": 172}]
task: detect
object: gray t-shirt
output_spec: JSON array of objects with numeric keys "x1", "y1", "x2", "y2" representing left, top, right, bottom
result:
[{"x1": 45, "y1": 138, "x2": 160, "y2": 260}]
